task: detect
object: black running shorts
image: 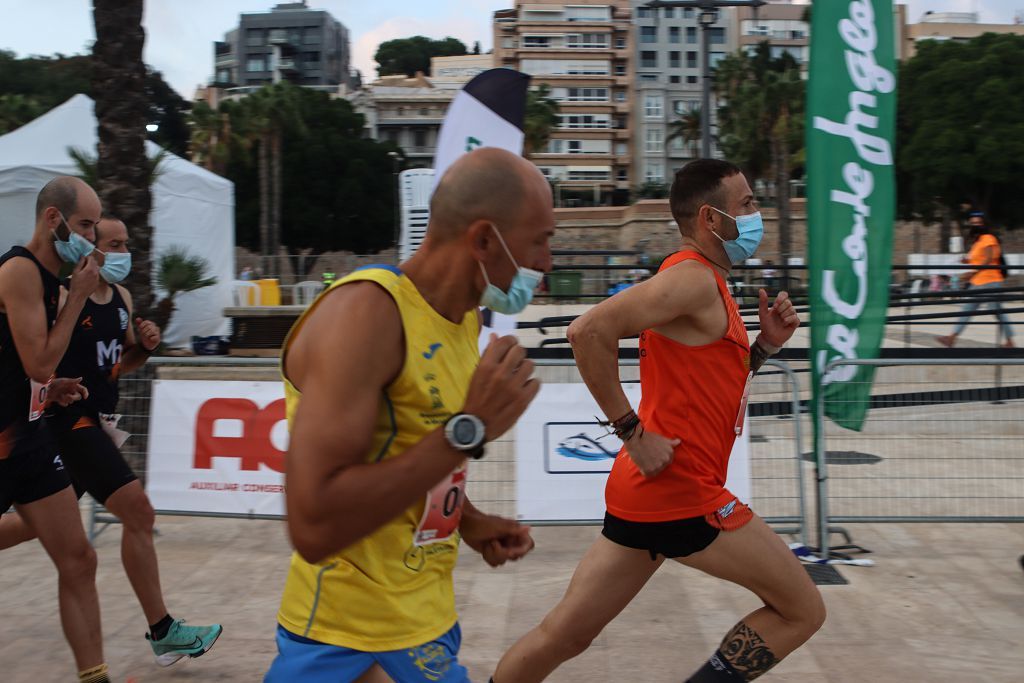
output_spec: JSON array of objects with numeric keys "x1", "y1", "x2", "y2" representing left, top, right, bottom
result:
[
  {"x1": 50, "y1": 413, "x2": 137, "y2": 505},
  {"x1": 0, "y1": 430, "x2": 71, "y2": 512},
  {"x1": 602, "y1": 511, "x2": 720, "y2": 560}
]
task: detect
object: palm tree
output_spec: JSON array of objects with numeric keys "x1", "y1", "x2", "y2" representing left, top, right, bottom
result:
[
  {"x1": 153, "y1": 248, "x2": 218, "y2": 332},
  {"x1": 242, "y1": 84, "x2": 305, "y2": 278},
  {"x1": 667, "y1": 106, "x2": 702, "y2": 158},
  {"x1": 92, "y1": 0, "x2": 154, "y2": 318},
  {"x1": 68, "y1": 146, "x2": 167, "y2": 190},
  {"x1": 523, "y1": 84, "x2": 560, "y2": 157},
  {"x1": 187, "y1": 101, "x2": 236, "y2": 175},
  {"x1": 714, "y1": 44, "x2": 805, "y2": 261}
]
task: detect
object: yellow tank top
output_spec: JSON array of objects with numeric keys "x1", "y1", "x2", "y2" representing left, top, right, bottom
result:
[{"x1": 277, "y1": 265, "x2": 480, "y2": 651}]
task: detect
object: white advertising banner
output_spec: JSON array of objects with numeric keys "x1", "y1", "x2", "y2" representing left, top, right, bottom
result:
[
  {"x1": 146, "y1": 380, "x2": 287, "y2": 516},
  {"x1": 515, "y1": 383, "x2": 750, "y2": 522}
]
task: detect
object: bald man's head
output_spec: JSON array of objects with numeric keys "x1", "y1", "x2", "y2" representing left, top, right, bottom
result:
[
  {"x1": 428, "y1": 147, "x2": 550, "y2": 241},
  {"x1": 35, "y1": 176, "x2": 96, "y2": 222}
]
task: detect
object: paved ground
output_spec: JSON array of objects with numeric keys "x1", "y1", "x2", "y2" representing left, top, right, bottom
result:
[{"x1": 1, "y1": 516, "x2": 1022, "y2": 682}]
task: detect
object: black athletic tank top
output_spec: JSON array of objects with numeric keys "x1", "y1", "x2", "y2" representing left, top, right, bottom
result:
[
  {"x1": 54, "y1": 285, "x2": 128, "y2": 415},
  {"x1": 0, "y1": 246, "x2": 61, "y2": 443}
]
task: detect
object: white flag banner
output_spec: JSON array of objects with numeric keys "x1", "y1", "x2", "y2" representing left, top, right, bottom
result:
[{"x1": 431, "y1": 69, "x2": 529, "y2": 191}]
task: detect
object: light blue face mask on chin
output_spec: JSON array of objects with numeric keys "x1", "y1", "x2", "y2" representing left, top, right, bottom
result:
[
  {"x1": 710, "y1": 206, "x2": 764, "y2": 265},
  {"x1": 478, "y1": 224, "x2": 543, "y2": 315},
  {"x1": 52, "y1": 212, "x2": 96, "y2": 264}
]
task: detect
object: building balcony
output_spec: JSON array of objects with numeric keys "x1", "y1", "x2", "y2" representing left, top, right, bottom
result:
[
  {"x1": 613, "y1": 128, "x2": 631, "y2": 140},
  {"x1": 277, "y1": 58, "x2": 298, "y2": 72},
  {"x1": 378, "y1": 118, "x2": 446, "y2": 126}
]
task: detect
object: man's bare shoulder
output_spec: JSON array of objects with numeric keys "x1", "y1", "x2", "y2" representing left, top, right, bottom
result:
[
  {"x1": 288, "y1": 281, "x2": 403, "y2": 387},
  {"x1": 0, "y1": 255, "x2": 42, "y2": 301},
  {"x1": 654, "y1": 258, "x2": 720, "y2": 302}
]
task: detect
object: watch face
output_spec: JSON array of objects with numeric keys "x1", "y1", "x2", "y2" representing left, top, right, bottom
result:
[{"x1": 453, "y1": 417, "x2": 477, "y2": 445}]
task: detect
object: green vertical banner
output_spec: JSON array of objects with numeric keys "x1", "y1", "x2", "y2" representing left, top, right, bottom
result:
[{"x1": 808, "y1": 0, "x2": 896, "y2": 434}]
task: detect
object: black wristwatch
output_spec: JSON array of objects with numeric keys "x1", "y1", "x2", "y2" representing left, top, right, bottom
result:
[{"x1": 444, "y1": 413, "x2": 486, "y2": 460}]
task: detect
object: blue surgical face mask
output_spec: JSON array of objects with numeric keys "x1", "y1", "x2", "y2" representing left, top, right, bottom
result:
[
  {"x1": 99, "y1": 251, "x2": 132, "y2": 283},
  {"x1": 479, "y1": 224, "x2": 543, "y2": 315},
  {"x1": 52, "y1": 213, "x2": 96, "y2": 264},
  {"x1": 710, "y1": 206, "x2": 764, "y2": 265}
]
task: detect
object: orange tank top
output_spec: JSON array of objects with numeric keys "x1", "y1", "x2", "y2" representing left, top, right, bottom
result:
[{"x1": 605, "y1": 251, "x2": 751, "y2": 522}]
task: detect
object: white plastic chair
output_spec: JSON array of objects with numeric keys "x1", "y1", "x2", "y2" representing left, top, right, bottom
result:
[
  {"x1": 293, "y1": 280, "x2": 323, "y2": 306},
  {"x1": 232, "y1": 281, "x2": 261, "y2": 306}
]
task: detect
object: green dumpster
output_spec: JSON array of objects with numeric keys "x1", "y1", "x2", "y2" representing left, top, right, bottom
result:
[{"x1": 548, "y1": 271, "x2": 582, "y2": 297}]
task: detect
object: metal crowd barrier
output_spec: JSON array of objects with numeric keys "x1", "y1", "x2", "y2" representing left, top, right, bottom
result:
[
  {"x1": 814, "y1": 358, "x2": 1024, "y2": 556},
  {"x1": 89, "y1": 356, "x2": 811, "y2": 544}
]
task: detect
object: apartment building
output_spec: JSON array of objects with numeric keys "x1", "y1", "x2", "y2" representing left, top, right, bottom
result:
[
  {"x1": 349, "y1": 55, "x2": 493, "y2": 168},
  {"x1": 632, "y1": 0, "x2": 737, "y2": 184},
  {"x1": 905, "y1": 10, "x2": 1024, "y2": 59},
  {"x1": 494, "y1": 1, "x2": 634, "y2": 206},
  {"x1": 213, "y1": 1, "x2": 355, "y2": 91}
]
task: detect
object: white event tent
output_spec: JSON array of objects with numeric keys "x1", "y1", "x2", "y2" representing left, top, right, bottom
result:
[{"x1": 0, "y1": 94, "x2": 235, "y2": 347}]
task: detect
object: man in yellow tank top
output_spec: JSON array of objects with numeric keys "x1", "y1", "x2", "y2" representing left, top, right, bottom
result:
[{"x1": 266, "y1": 148, "x2": 555, "y2": 682}]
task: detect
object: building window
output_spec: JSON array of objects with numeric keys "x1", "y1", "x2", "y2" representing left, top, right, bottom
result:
[
  {"x1": 637, "y1": 7, "x2": 652, "y2": 18},
  {"x1": 303, "y1": 51, "x2": 320, "y2": 66},
  {"x1": 216, "y1": 69, "x2": 231, "y2": 83},
  {"x1": 670, "y1": 75, "x2": 680, "y2": 84},
  {"x1": 615, "y1": 90, "x2": 626, "y2": 102},
  {"x1": 644, "y1": 94, "x2": 663, "y2": 119},
  {"x1": 669, "y1": 51, "x2": 681, "y2": 68},
  {"x1": 246, "y1": 29, "x2": 263, "y2": 47},
  {"x1": 614, "y1": 63, "x2": 626, "y2": 76},
  {"x1": 303, "y1": 29, "x2": 321, "y2": 44},
  {"x1": 645, "y1": 161, "x2": 665, "y2": 182},
  {"x1": 687, "y1": 27, "x2": 697, "y2": 44},
  {"x1": 414, "y1": 129, "x2": 427, "y2": 148},
  {"x1": 683, "y1": 8, "x2": 694, "y2": 18},
  {"x1": 640, "y1": 26, "x2": 657, "y2": 44},
  {"x1": 246, "y1": 57, "x2": 265, "y2": 73},
  {"x1": 567, "y1": 140, "x2": 582, "y2": 154},
  {"x1": 687, "y1": 75, "x2": 698, "y2": 84},
  {"x1": 547, "y1": 139, "x2": 563, "y2": 154},
  {"x1": 645, "y1": 128, "x2": 663, "y2": 153},
  {"x1": 663, "y1": 7, "x2": 674, "y2": 18},
  {"x1": 615, "y1": 36, "x2": 626, "y2": 49},
  {"x1": 565, "y1": 87, "x2": 608, "y2": 102},
  {"x1": 669, "y1": 27, "x2": 681, "y2": 44},
  {"x1": 523, "y1": 35, "x2": 552, "y2": 48},
  {"x1": 617, "y1": 168, "x2": 628, "y2": 181},
  {"x1": 671, "y1": 134, "x2": 685, "y2": 150},
  {"x1": 641, "y1": 51, "x2": 657, "y2": 68},
  {"x1": 710, "y1": 52, "x2": 726, "y2": 68},
  {"x1": 710, "y1": 28, "x2": 726, "y2": 45},
  {"x1": 687, "y1": 51, "x2": 698, "y2": 68},
  {"x1": 615, "y1": 142, "x2": 627, "y2": 155},
  {"x1": 639, "y1": 73, "x2": 658, "y2": 81}
]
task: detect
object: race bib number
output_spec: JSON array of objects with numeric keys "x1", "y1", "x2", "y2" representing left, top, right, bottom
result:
[
  {"x1": 413, "y1": 466, "x2": 467, "y2": 547},
  {"x1": 28, "y1": 378, "x2": 51, "y2": 422}
]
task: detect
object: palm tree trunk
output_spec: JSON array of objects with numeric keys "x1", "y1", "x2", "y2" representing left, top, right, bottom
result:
[
  {"x1": 258, "y1": 133, "x2": 271, "y2": 278},
  {"x1": 271, "y1": 128, "x2": 282, "y2": 280},
  {"x1": 92, "y1": 0, "x2": 154, "y2": 318}
]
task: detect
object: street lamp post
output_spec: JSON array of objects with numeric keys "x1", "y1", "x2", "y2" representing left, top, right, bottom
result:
[{"x1": 644, "y1": 0, "x2": 766, "y2": 158}]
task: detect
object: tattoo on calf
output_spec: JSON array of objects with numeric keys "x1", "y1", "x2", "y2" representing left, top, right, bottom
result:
[{"x1": 718, "y1": 621, "x2": 778, "y2": 680}]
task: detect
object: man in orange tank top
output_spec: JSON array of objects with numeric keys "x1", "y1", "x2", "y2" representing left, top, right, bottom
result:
[
  {"x1": 937, "y1": 212, "x2": 1015, "y2": 348},
  {"x1": 493, "y1": 160, "x2": 824, "y2": 682}
]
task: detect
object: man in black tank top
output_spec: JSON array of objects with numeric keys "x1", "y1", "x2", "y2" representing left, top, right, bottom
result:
[
  {"x1": 0, "y1": 177, "x2": 112, "y2": 682},
  {"x1": 0, "y1": 215, "x2": 223, "y2": 667}
]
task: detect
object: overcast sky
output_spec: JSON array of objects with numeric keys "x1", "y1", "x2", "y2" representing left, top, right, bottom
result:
[{"x1": 0, "y1": 0, "x2": 1020, "y2": 99}]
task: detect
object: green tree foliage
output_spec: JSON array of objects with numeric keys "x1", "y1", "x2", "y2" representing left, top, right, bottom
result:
[
  {"x1": 524, "y1": 84, "x2": 560, "y2": 156},
  {"x1": 0, "y1": 50, "x2": 189, "y2": 154},
  {"x1": 374, "y1": 36, "x2": 468, "y2": 77},
  {"x1": 897, "y1": 33, "x2": 1024, "y2": 229},
  {"x1": 714, "y1": 43, "x2": 804, "y2": 257},
  {"x1": 667, "y1": 105, "x2": 702, "y2": 158},
  {"x1": 218, "y1": 83, "x2": 400, "y2": 272},
  {"x1": 154, "y1": 247, "x2": 218, "y2": 331}
]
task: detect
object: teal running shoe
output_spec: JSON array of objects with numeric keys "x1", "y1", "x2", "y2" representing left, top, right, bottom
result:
[{"x1": 146, "y1": 619, "x2": 223, "y2": 666}]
